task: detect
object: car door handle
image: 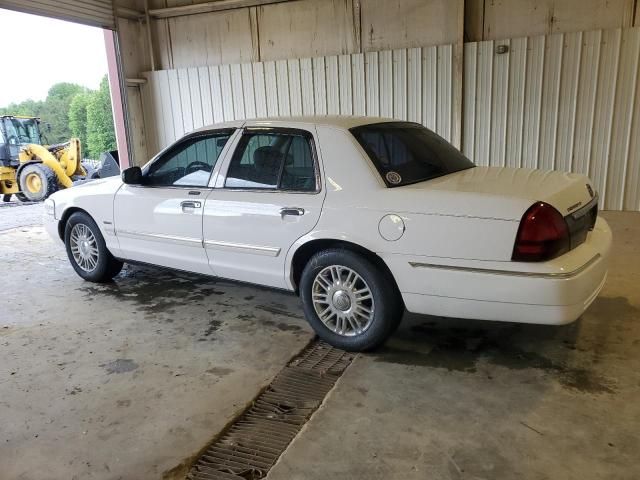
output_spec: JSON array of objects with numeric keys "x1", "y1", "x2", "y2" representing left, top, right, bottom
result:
[
  {"x1": 181, "y1": 200, "x2": 202, "y2": 210},
  {"x1": 280, "y1": 207, "x2": 305, "y2": 217}
]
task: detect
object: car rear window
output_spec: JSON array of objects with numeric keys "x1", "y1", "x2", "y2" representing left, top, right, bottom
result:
[{"x1": 350, "y1": 122, "x2": 475, "y2": 187}]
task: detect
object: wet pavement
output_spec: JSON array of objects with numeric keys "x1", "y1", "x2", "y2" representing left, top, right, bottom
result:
[
  {"x1": 0, "y1": 204, "x2": 313, "y2": 479},
  {"x1": 268, "y1": 211, "x2": 640, "y2": 480}
]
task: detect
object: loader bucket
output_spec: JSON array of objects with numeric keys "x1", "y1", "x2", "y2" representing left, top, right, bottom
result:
[{"x1": 98, "y1": 151, "x2": 120, "y2": 178}]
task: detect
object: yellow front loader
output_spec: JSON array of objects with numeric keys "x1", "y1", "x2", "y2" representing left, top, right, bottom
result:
[{"x1": 0, "y1": 116, "x2": 87, "y2": 202}]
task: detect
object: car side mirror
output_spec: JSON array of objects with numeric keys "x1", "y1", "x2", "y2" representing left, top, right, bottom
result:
[{"x1": 121, "y1": 166, "x2": 142, "y2": 185}]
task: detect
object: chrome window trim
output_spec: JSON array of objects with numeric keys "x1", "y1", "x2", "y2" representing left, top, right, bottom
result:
[
  {"x1": 125, "y1": 185, "x2": 213, "y2": 191},
  {"x1": 204, "y1": 239, "x2": 281, "y2": 257},
  {"x1": 210, "y1": 187, "x2": 320, "y2": 196},
  {"x1": 409, "y1": 254, "x2": 601, "y2": 279}
]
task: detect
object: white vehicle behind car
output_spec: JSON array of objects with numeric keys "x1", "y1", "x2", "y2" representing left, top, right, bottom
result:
[{"x1": 44, "y1": 116, "x2": 611, "y2": 351}]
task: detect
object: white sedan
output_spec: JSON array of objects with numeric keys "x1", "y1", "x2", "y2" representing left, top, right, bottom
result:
[{"x1": 44, "y1": 117, "x2": 612, "y2": 351}]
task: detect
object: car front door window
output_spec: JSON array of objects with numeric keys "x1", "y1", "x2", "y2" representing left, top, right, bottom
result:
[{"x1": 144, "y1": 132, "x2": 232, "y2": 187}]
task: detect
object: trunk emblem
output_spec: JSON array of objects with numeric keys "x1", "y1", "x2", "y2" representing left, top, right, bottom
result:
[
  {"x1": 567, "y1": 201, "x2": 582, "y2": 213},
  {"x1": 586, "y1": 184, "x2": 595, "y2": 198},
  {"x1": 386, "y1": 171, "x2": 402, "y2": 185}
]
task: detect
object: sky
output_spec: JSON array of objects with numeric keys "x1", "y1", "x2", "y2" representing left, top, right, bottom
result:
[{"x1": 0, "y1": 9, "x2": 109, "y2": 108}]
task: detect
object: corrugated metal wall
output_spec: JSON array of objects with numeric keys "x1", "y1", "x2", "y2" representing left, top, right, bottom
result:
[
  {"x1": 140, "y1": 44, "x2": 458, "y2": 154},
  {"x1": 463, "y1": 27, "x2": 640, "y2": 211},
  {"x1": 141, "y1": 26, "x2": 640, "y2": 211}
]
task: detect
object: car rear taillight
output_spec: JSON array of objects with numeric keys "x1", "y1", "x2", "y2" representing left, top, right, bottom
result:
[{"x1": 512, "y1": 202, "x2": 570, "y2": 262}]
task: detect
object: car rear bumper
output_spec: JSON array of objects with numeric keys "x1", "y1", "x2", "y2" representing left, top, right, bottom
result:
[{"x1": 384, "y1": 216, "x2": 612, "y2": 325}]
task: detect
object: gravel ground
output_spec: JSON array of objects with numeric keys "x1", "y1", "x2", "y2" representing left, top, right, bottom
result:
[{"x1": 0, "y1": 202, "x2": 44, "y2": 231}]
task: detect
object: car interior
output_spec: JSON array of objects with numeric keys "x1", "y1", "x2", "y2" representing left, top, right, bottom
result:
[
  {"x1": 143, "y1": 135, "x2": 230, "y2": 187},
  {"x1": 225, "y1": 132, "x2": 316, "y2": 191}
]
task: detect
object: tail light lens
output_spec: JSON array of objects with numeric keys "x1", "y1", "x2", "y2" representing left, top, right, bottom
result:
[{"x1": 512, "y1": 202, "x2": 570, "y2": 262}]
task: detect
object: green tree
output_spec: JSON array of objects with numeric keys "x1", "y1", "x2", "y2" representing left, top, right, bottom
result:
[
  {"x1": 47, "y1": 83, "x2": 84, "y2": 100},
  {"x1": 86, "y1": 76, "x2": 116, "y2": 159},
  {"x1": 68, "y1": 92, "x2": 90, "y2": 151},
  {"x1": 1, "y1": 77, "x2": 116, "y2": 159},
  {"x1": 1, "y1": 82, "x2": 85, "y2": 144},
  {"x1": 39, "y1": 83, "x2": 85, "y2": 144},
  {"x1": 0, "y1": 99, "x2": 43, "y2": 117}
]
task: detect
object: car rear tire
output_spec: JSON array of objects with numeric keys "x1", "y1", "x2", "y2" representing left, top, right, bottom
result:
[
  {"x1": 64, "y1": 212, "x2": 123, "y2": 282},
  {"x1": 19, "y1": 163, "x2": 58, "y2": 201},
  {"x1": 300, "y1": 248, "x2": 403, "y2": 351}
]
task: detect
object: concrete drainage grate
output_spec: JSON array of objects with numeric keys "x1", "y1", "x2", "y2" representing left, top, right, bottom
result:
[{"x1": 186, "y1": 340, "x2": 354, "y2": 480}]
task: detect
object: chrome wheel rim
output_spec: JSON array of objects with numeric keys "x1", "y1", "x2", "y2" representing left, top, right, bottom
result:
[
  {"x1": 311, "y1": 265, "x2": 375, "y2": 337},
  {"x1": 70, "y1": 223, "x2": 99, "y2": 272}
]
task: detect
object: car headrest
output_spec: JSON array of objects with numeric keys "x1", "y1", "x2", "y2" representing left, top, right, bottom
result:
[{"x1": 253, "y1": 146, "x2": 282, "y2": 169}]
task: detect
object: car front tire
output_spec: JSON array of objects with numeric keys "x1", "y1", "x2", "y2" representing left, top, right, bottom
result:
[
  {"x1": 300, "y1": 248, "x2": 403, "y2": 351},
  {"x1": 64, "y1": 212, "x2": 123, "y2": 282}
]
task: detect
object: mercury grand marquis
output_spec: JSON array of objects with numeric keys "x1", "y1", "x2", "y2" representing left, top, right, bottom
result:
[{"x1": 44, "y1": 117, "x2": 612, "y2": 351}]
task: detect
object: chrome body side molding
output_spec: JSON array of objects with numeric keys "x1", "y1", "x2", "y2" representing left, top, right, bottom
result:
[
  {"x1": 116, "y1": 229, "x2": 202, "y2": 247},
  {"x1": 204, "y1": 239, "x2": 281, "y2": 257},
  {"x1": 409, "y1": 254, "x2": 601, "y2": 279}
]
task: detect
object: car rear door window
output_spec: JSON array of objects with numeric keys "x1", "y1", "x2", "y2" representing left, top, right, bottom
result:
[
  {"x1": 225, "y1": 130, "x2": 316, "y2": 191},
  {"x1": 144, "y1": 131, "x2": 232, "y2": 187}
]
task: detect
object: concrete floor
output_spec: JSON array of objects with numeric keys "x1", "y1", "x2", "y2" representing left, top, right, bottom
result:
[
  {"x1": 0, "y1": 204, "x2": 313, "y2": 479},
  {"x1": 0, "y1": 205, "x2": 638, "y2": 480},
  {"x1": 269, "y1": 211, "x2": 640, "y2": 480}
]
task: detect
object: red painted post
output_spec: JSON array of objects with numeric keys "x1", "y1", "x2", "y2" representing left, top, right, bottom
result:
[{"x1": 103, "y1": 29, "x2": 130, "y2": 169}]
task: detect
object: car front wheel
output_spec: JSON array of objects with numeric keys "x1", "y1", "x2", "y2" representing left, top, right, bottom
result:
[
  {"x1": 300, "y1": 249, "x2": 403, "y2": 351},
  {"x1": 64, "y1": 212, "x2": 123, "y2": 282}
]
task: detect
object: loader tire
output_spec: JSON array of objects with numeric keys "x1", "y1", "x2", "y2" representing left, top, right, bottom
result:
[{"x1": 19, "y1": 163, "x2": 58, "y2": 202}]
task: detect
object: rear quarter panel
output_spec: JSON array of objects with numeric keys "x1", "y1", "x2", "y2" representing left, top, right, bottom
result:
[{"x1": 284, "y1": 125, "x2": 526, "y2": 289}]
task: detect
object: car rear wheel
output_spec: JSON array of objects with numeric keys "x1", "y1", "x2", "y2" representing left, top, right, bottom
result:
[
  {"x1": 64, "y1": 212, "x2": 123, "y2": 282},
  {"x1": 300, "y1": 249, "x2": 403, "y2": 351}
]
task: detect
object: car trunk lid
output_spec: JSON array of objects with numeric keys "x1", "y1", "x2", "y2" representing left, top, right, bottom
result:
[
  {"x1": 401, "y1": 166, "x2": 599, "y2": 254},
  {"x1": 418, "y1": 166, "x2": 597, "y2": 216}
]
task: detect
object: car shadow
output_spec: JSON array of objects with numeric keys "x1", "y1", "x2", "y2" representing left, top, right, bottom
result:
[
  {"x1": 77, "y1": 263, "x2": 309, "y2": 339},
  {"x1": 374, "y1": 297, "x2": 633, "y2": 396}
]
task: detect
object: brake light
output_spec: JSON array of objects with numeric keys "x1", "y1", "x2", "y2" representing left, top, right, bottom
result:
[{"x1": 512, "y1": 202, "x2": 570, "y2": 262}]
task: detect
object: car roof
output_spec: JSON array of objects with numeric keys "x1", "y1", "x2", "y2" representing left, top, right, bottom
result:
[{"x1": 192, "y1": 115, "x2": 398, "y2": 133}]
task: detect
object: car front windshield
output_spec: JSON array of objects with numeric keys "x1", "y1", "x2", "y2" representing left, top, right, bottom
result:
[{"x1": 350, "y1": 122, "x2": 475, "y2": 187}]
